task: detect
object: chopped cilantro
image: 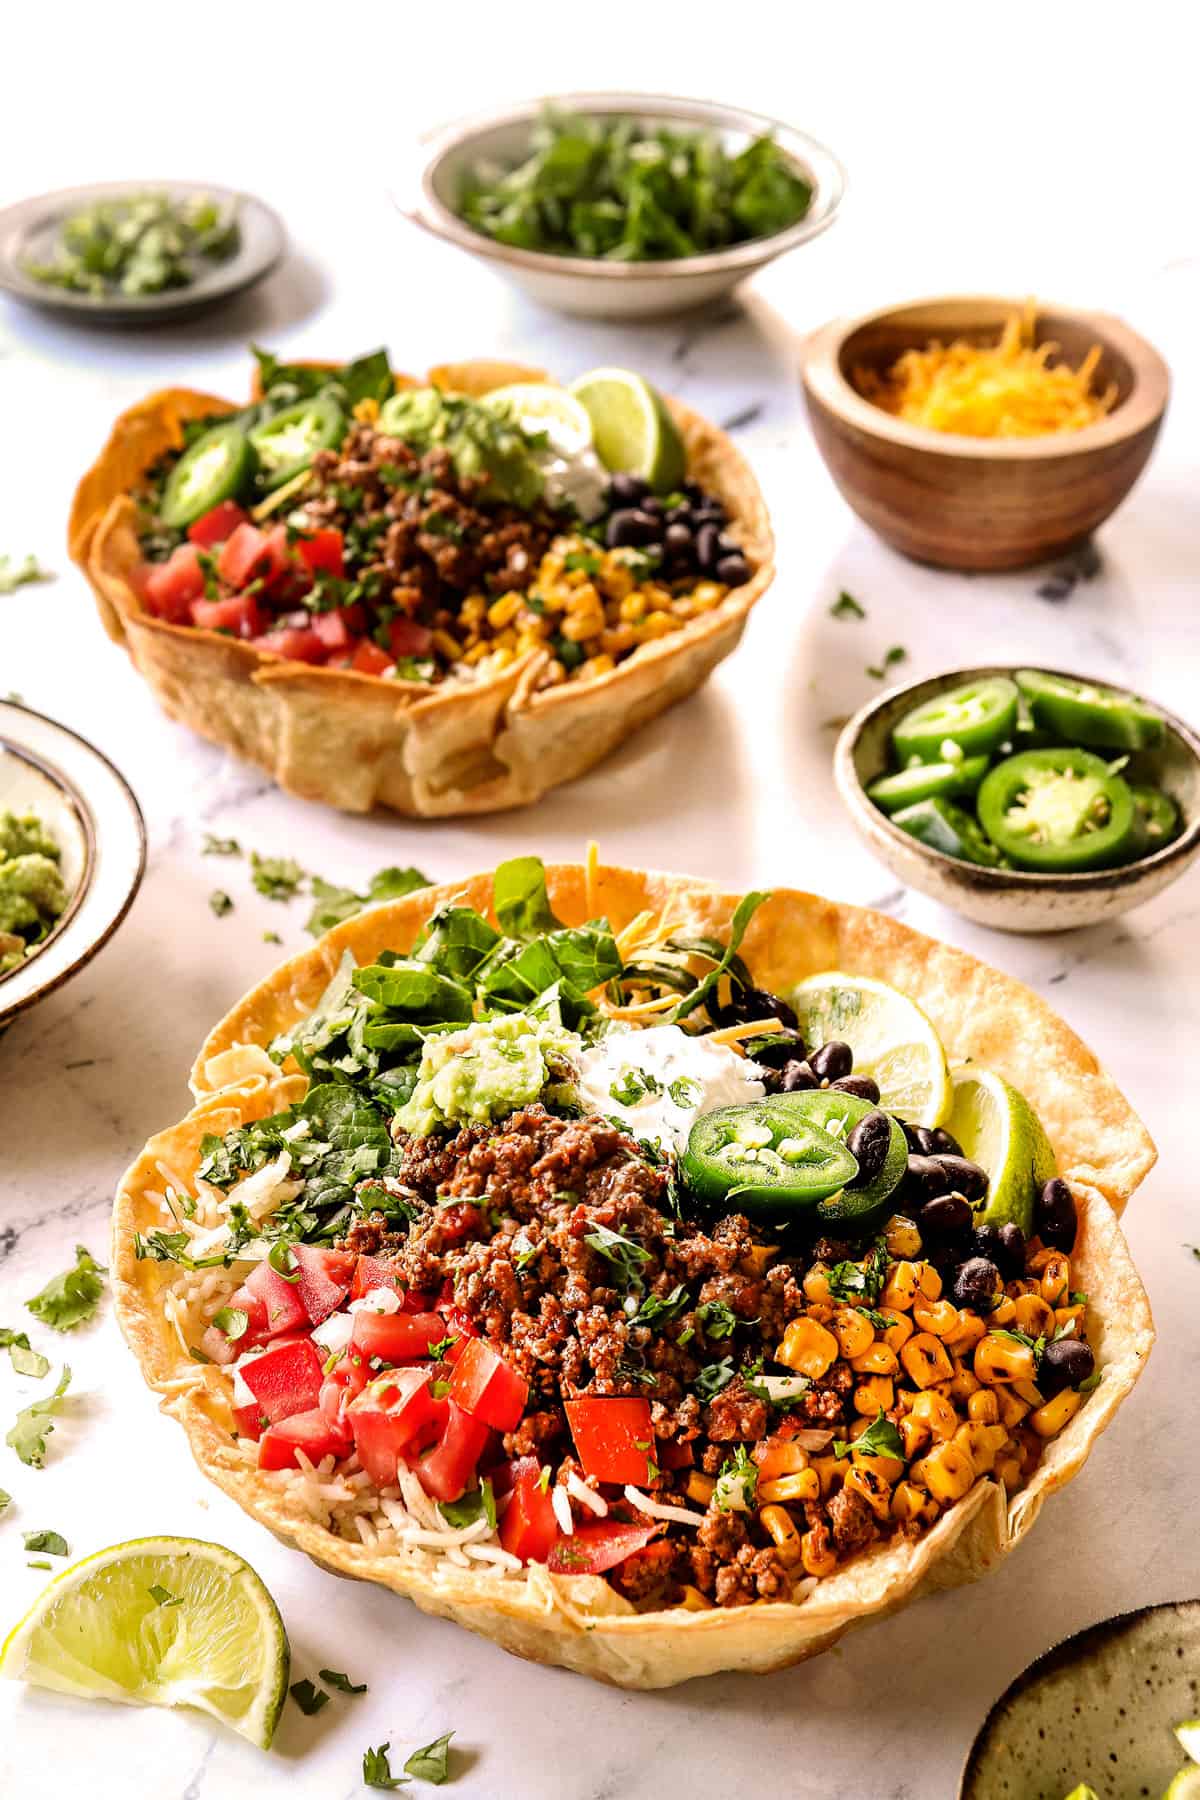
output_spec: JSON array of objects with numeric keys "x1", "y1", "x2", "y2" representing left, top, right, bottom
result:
[
  {"x1": 694, "y1": 1356, "x2": 736, "y2": 1400},
  {"x1": 211, "y1": 1306, "x2": 249, "y2": 1343},
  {"x1": 306, "y1": 866, "x2": 430, "y2": 937},
  {"x1": 866, "y1": 645, "x2": 908, "y2": 681},
  {"x1": 209, "y1": 890, "x2": 233, "y2": 918},
  {"x1": 834, "y1": 1408, "x2": 905, "y2": 1462},
  {"x1": 319, "y1": 1667, "x2": 367, "y2": 1694},
  {"x1": 289, "y1": 1678, "x2": 330, "y2": 1716},
  {"x1": 826, "y1": 1242, "x2": 889, "y2": 1307},
  {"x1": 201, "y1": 834, "x2": 241, "y2": 856},
  {"x1": 584, "y1": 1224, "x2": 651, "y2": 1294},
  {"x1": 0, "y1": 1328, "x2": 49, "y2": 1379},
  {"x1": 404, "y1": 1732, "x2": 455, "y2": 1784},
  {"x1": 830, "y1": 591, "x2": 865, "y2": 621},
  {"x1": 714, "y1": 1445, "x2": 758, "y2": 1512},
  {"x1": 608, "y1": 1066, "x2": 662, "y2": 1106},
  {"x1": 6, "y1": 1365, "x2": 71, "y2": 1467},
  {"x1": 363, "y1": 1742, "x2": 407, "y2": 1788},
  {"x1": 263, "y1": 929, "x2": 282, "y2": 945},
  {"x1": 251, "y1": 853, "x2": 306, "y2": 902},
  {"x1": 26, "y1": 1247, "x2": 106, "y2": 1332},
  {"x1": 439, "y1": 1479, "x2": 497, "y2": 1531},
  {"x1": 696, "y1": 1300, "x2": 739, "y2": 1340},
  {"x1": 631, "y1": 1284, "x2": 690, "y2": 1328},
  {"x1": 22, "y1": 1529, "x2": 67, "y2": 1556},
  {"x1": 0, "y1": 555, "x2": 52, "y2": 596},
  {"x1": 667, "y1": 1076, "x2": 702, "y2": 1107},
  {"x1": 0, "y1": 1491, "x2": 9, "y2": 1514}
]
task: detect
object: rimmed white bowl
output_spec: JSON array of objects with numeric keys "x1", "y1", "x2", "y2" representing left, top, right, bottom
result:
[
  {"x1": 394, "y1": 92, "x2": 846, "y2": 319},
  {"x1": 0, "y1": 701, "x2": 145, "y2": 1027}
]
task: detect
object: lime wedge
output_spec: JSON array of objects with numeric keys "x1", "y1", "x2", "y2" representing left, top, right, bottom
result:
[
  {"x1": 569, "y1": 368, "x2": 686, "y2": 492},
  {"x1": 0, "y1": 1537, "x2": 289, "y2": 1749},
  {"x1": 1164, "y1": 1770, "x2": 1200, "y2": 1799},
  {"x1": 482, "y1": 383, "x2": 594, "y2": 456},
  {"x1": 1062, "y1": 1786, "x2": 1100, "y2": 1800},
  {"x1": 1176, "y1": 1723, "x2": 1200, "y2": 1765},
  {"x1": 788, "y1": 972, "x2": 952, "y2": 1128},
  {"x1": 946, "y1": 1067, "x2": 1057, "y2": 1235}
]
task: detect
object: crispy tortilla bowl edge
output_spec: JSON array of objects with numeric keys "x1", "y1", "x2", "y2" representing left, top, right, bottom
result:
[
  {"x1": 113, "y1": 866, "x2": 1155, "y2": 1687},
  {"x1": 69, "y1": 364, "x2": 775, "y2": 819}
]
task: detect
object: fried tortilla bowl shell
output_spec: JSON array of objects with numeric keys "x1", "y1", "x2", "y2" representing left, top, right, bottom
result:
[
  {"x1": 69, "y1": 364, "x2": 774, "y2": 817},
  {"x1": 113, "y1": 866, "x2": 1155, "y2": 1688}
]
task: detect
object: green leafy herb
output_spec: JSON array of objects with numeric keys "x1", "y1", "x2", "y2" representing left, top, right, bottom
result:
[
  {"x1": 318, "y1": 1667, "x2": 367, "y2": 1694},
  {"x1": 209, "y1": 890, "x2": 233, "y2": 918},
  {"x1": 0, "y1": 1490, "x2": 9, "y2": 1514},
  {"x1": 148, "y1": 1584, "x2": 182, "y2": 1607},
  {"x1": 866, "y1": 645, "x2": 908, "y2": 681},
  {"x1": 1077, "y1": 1370, "x2": 1102, "y2": 1392},
  {"x1": 202, "y1": 834, "x2": 241, "y2": 856},
  {"x1": 27, "y1": 1560, "x2": 52, "y2": 1569},
  {"x1": 289, "y1": 1678, "x2": 330, "y2": 1716},
  {"x1": 694, "y1": 1356, "x2": 736, "y2": 1401},
  {"x1": 404, "y1": 1732, "x2": 455, "y2": 1784},
  {"x1": 563, "y1": 551, "x2": 601, "y2": 574},
  {"x1": 492, "y1": 855, "x2": 561, "y2": 938},
  {"x1": 251, "y1": 853, "x2": 306, "y2": 902},
  {"x1": 22, "y1": 191, "x2": 239, "y2": 297},
  {"x1": 438, "y1": 1478, "x2": 496, "y2": 1531},
  {"x1": 268, "y1": 1240, "x2": 301, "y2": 1283},
  {"x1": 826, "y1": 1242, "x2": 889, "y2": 1307},
  {"x1": 714, "y1": 1445, "x2": 758, "y2": 1512},
  {"x1": 6, "y1": 1365, "x2": 71, "y2": 1467},
  {"x1": 306, "y1": 866, "x2": 430, "y2": 937},
  {"x1": 211, "y1": 1306, "x2": 249, "y2": 1343},
  {"x1": 830, "y1": 591, "x2": 865, "y2": 621},
  {"x1": 584, "y1": 1224, "x2": 651, "y2": 1294},
  {"x1": 834, "y1": 1408, "x2": 905, "y2": 1462},
  {"x1": 26, "y1": 1247, "x2": 106, "y2": 1332},
  {"x1": 632, "y1": 1284, "x2": 690, "y2": 1328},
  {"x1": 22, "y1": 1529, "x2": 67, "y2": 1556},
  {"x1": 609, "y1": 1066, "x2": 662, "y2": 1106},
  {"x1": 670, "y1": 890, "x2": 771, "y2": 1025},
  {"x1": 0, "y1": 1328, "x2": 49, "y2": 1379},
  {"x1": 427, "y1": 1334, "x2": 459, "y2": 1363},
  {"x1": 0, "y1": 555, "x2": 52, "y2": 596},
  {"x1": 989, "y1": 1326, "x2": 1046, "y2": 1366},
  {"x1": 696, "y1": 1300, "x2": 739, "y2": 1340},
  {"x1": 667, "y1": 1076, "x2": 702, "y2": 1108},
  {"x1": 263, "y1": 930, "x2": 282, "y2": 945},
  {"x1": 363, "y1": 1742, "x2": 408, "y2": 1789}
]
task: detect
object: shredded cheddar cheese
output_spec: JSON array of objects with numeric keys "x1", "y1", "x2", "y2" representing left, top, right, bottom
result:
[{"x1": 856, "y1": 307, "x2": 1116, "y2": 439}]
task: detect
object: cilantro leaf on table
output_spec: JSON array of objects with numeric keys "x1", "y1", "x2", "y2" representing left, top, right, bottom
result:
[
  {"x1": 26, "y1": 1247, "x2": 105, "y2": 1331},
  {"x1": 0, "y1": 1328, "x2": 49, "y2": 1379},
  {"x1": 363, "y1": 1742, "x2": 408, "y2": 1789},
  {"x1": 251, "y1": 853, "x2": 306, "y2": 902},
  {"x1": 6, "y1": 1366, "x2": 71, "y2": 1467},
  {"x1": 404, "y1": 1732, "x2": 455, "y2": 1784}
]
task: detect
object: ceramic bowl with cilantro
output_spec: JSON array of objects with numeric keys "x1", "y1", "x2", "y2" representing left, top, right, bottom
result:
[{"x1": 401, "y1": 93, "x2": 846, "y2": 318}]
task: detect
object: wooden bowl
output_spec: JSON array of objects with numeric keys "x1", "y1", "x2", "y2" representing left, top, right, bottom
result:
[
  {"x1": 835, "y1": 666, "x2": 1200, "y2": 933},
  {"x1": 800, "y1": 297, "x2": 1170, "y2": 570}
]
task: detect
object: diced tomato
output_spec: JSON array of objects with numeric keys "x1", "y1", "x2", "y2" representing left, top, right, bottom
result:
[
  {"x1": 295, "y1": 528, "x2": 345, "y2": 580},
  {"x1": 564, "y1": 1397, "x2": 656, "y2": 1487},
  {"x1": 258, "y1": 1407, "x2": 350, "y2": 1472},
  {"x1": 350, "y1": 639, "x2": 393, "y2": 677},
  {"x1": 348, "y1": 1369, "x2": 439, "y2": 1488},
  {"x1": 411, "y1": 1400, "x2": 490, "y2": 1503},
  {"x1": 291, "y1": 1245, "x2": 355, "y2": 1326},
  {"x1": 448, "y1": 1338, "x2": 528, "y2": 1432},
  {"x1": 244, "y1": 1260, "x2": 309, "y2": 1338},
  {"x1": 350, "y1": 1255, "x2": 405, "y2": 1302},
  {"x1": 318, "y1": 1351, "x2": 370, "y2": 1436},
  {"x1": 388, "y1": 616, "x2": 433, "y2": 661},
  {"x1": 233, "y1": 1400, "x2": 266, "y2": 1441},
  {"x1": 311, "y1": 605, "x2": 366, "y2": 652},
  {"x1": 191, "y1": 592, "x2": 268, "y2": 638},
  {"x1": 657, "y1": 1438, "x2": 694, "y2": 1472},
  {"x1": 547, "y1": 1523, "x2": 660, "y2": 1576},
  {"x1": 239, "y1": 1337, "x2": 324, "y2": 1425},
  {"x1": 225, "y1": 1283, "x2": 269, "y2": 1343},
  {"x1": 351, "y1": 1309, "x2": 447, "y2": 1365},
  {"x1": 438, "y1": 1301, "x2": 479, "y2": 1346},
  {"x1": 218, "y1": 522, "x2": 291, "y2": 592},
  {"x1": 498, "y1": 1460, "x2": 560, "y2": 1565},
  {"x1": 143, "y1": 546, "x2": 205, "y2": 623},
  {"x1": 608, "y1": 1539, "x2": 676, "y2": 1600},
  {"x1": 187, "y1": 500, "x2": 249, "y2": 548},
  {"x1": 249, "y1": 626, "x2": 327, "y2": 664}
]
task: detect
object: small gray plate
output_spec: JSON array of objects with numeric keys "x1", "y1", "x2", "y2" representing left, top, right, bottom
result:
[
  {"x1": 0, "y1": 179, "x2": 286, "y2": 324},
  {"x1": 961, "y1": 1598, "x2": 1200, "y2": 1798}
]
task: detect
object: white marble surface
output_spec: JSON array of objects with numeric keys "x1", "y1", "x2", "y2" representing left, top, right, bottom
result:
[{"x1": 2, "y1": 6, "x2": 1199, "y2": 1796}]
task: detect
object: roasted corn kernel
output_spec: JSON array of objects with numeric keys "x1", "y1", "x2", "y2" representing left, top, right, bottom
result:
[
  {"x1": 1029, "y1": 1388, "x2": 1084, "y2": 1438},
  {"x1": 778, "y1": 1317, "x2": 839, "y2": 1379},
  {"x1": 854, "y1": 1375, "x2": 895, "y2": 1415},
  {"x1": 901, "y1": 1332, "x2": 954, "y2": 1390},
  {"x1": 759, "y1": 1469, "x2": 821, "y2": 1505},
  {"x1": 759, "y1": 1505, "x2": 804, "y2": 1565},
  {"x1": 801, "y1": 1528, "x2": 838, "y2": 1579},
  {"x1": 832, "y1": 1308, "x2": 876, "y2": 1359},
  {"x1": 884, "y1": 1214, "x2": 923, "y2": 1258}
]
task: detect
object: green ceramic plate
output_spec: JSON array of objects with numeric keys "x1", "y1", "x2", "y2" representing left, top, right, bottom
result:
[{"x1": 960, "y1": 1599, "x2": 1200, "y2": 1799}]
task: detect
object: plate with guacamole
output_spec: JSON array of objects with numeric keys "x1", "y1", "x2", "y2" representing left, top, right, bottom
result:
[{"x1": 0, "y1": 701, "x2": 144, "y2": 1028}]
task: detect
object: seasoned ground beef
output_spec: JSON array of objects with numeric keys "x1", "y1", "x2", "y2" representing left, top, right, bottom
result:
[{"x1": 828, "y1": 1485, "x2": 877, "y2": 1558}]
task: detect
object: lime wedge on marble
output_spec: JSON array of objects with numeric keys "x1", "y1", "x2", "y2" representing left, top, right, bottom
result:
[
  {"x1": 1176, "y1": 1722, "x2": 1200, "y2": 1764},
  {"x1": 0, "y1": 1536, "x2": 288, "y2": 1748},
  {"x1": 569, "y1": 368, "x2": 685, "y2": 492},
  {"x1": 788, "y1": 972, "x2": 951, "y2": 1127},
  {"x1": 946, "y1": 1066, "x2": 1057, "y2": 1235},
  {"x1": 1163, "y1": 1770, "x2": 1200, "y2": 1799},
  {"x1": 482, "y1": 383, "x2": 594, "y2": 455}
]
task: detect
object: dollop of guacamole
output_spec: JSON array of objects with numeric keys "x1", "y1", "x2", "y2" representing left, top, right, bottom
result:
[
  {"x1": 396, "y1": 1012, "x2": 580, "y2": 1136},
  {"x1": 376, "y1": 388, "x2": 545, "y2": 509},
  {"x1": 0, "y1": 811, "x2": 68, "y2": 973}
]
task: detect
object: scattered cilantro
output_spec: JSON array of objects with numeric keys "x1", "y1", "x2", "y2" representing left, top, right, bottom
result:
[
  {"x1": 202, "y1": 834, "x2": 241, "y2": 856},
  {"x1": 22, "y1": 192, "x2": 239, "y2": 298},
  {"x1": 209, "y1": 890, "x2": 233, "y2": 918},
  {"x1": 583, "y1": 1224, "x2": 651, "y2": 1294},
  {"x1": 694, "y1": 1356, "x2": 736, "y2": 1400},
  {"x1": 631, "y1": 1284, "x2": 690, "y2": 1328},
  {"x1": 667, "y1": 1076, "x2": 702, "y2": 1108},
  {"x1": 866, "y1": 645, "x2": 908, "y2": 681},
  {"x1": 0, "y1": 1329, "x2": 49, "y2": 1379},
  {"x1": 830, "y1": 591, "x2": 865, "y2": 621},
  {"x1": 714, "y1": 1445, "x2": 758, "y2": 1512},
  {"x1": 0, "y1": 555, "x2": 52, "y2": 596},
  {"x1": 22, "y1": 1529, "x2": 67, "y2": 1556},
  {"x1": 306, "y1": 866, "x2": 430, "y2": 937},
  {"x1": 27, "y1": 1560, "x2": 52, "y2": 1570},
  {"x1": 608, "y1": 1066, "x2": 662, "y2": 1106},
  {"x1": 289, "y1": 1678, "x2": 330, "y2": 1716},
  {"x1": 148, "y1": 1584, "x2": 182, "y2": 1607},
  {"x1": 319, "y1": 1667, "x2": 367, "y2": 1694},
  {"x1": 26, "y1": 1247, "x2": 106, "y2": 1332},
  {"x1": 439, "y1": 1479, "x2": 498, "y2": 1531},
  {"x1": 211, "y1": 1306, "x2": 249, "y2": 1343},
  {"x1": 0, "y1": 1490, "x2": 9, "y2": 1514},
  {"x1": 251, "y1": 853, "x2": 306, "y2": 902},
  {"x1": 563, "y1": 551, "x2": 601, "y2": 574},
  {"x1": 834, "y1": 1409, "x2": 905, "y2": 1462},
  {"x1": 670, "y1": 889, "x2": 771, "y2": 1025},
  {"x1": 826, "y1": 1242, "x2": 889, "y2": 1307},
  {"x1": 427, "y1": 1334, "x2": 459, "y2": 1363},
  {"x1": 696, "y1": 1300, "x2": 739, "y2": 1340},
  {"x1": 263, "y1": 929, "x2": 283, "y2": 945},
  {"x1": 6, "y1": 1366, "x2": 71, "y2": 1467},
  {"x1": 363, "y1": 1742, "x2": 407, "y2": 1789},
  {"x1": 990, "y1": 1325, "x2": 1046, "y2": 1367},
  {"x1": 405, "y1": 1732, "x2": 455, "y2": 1784}
]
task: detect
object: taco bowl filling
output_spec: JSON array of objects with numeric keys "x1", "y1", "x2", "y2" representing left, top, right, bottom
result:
[
  {"x1": 130, "y1": 350, "x2": 756, "y2": 691},
  {"x1": 137, "y1": 859, "x2": 1102, "y2": 1613}
]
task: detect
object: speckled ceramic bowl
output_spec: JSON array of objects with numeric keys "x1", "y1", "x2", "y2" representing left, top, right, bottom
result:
[
  {"x1": 392, "y1": 93, "x2": 846, "y2": 319},
  {"x1": 835, "y1": 666, "x2": 1200, "y2": 933},
  {"x1": 960, "y1": 1598, "x2": 1200, "y2": 1798}
]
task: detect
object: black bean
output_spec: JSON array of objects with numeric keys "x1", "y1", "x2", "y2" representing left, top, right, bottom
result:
[
  {"x1": 913, "y1": 1127, "x2": 940, "y2": 1155},
  {"x1": 1037, "y1": 1337, "x2": 1094, "y2": 1398},
  {"x1": 953, "y1": 1256, "x2": 1002, "y2": 1313},
  {"x1": 919, "y1": 1194, "x2": 973, "y2": 1244},
  {"x1": 691, "y1": 503, "x2": 727, "y2": 526},
  {"x1": 641, "y1": 496, "x2": 665, "y2": 517},
  {"x1": 716, "y1": 985, "x2": 798, "y2": 1031},
  {"x1": 751, "y1": 1031, "x2": 808, "y2": 1071},
  {"x1": 831, "y1": 1073, "x2": 881, "y2": 1104},
  {"x1": 900, "y1": 1120, "x2": 923, "y2": 1152},
  {"x1": 779, "y1": 1060, "x2": 818, "y2": 1092},
  {"x1": 933, "y1": 1154, "x2": 989, "y2": 1203},
  {"x1": 682, "y1": 480, "x2": 705, "y2": 503},
  {"x1": 1036, "y1": 1177, "x2": 1077, "y2": 1252},
  {"x1": 694, "y1": 522, "x2": 721, "y2": 572},
  {"x1": 846, "y1": 1110, "x2": 892, "y2": 1188},
  {"x1": 925, "y1": 1126, "x2": 963, "y2": 1158},
  {"x1": 665, "y1": 502, "x2": 693, "y2": 524},
  {"x1": 608, "y1": 473, "x2": 649, "y2": 506},
  {"x1": 664, "y1": 521, "x2": 693, "y2": 557},
  {"x1": 606, "y1": 508, "x2": 661, "y2": 549},
  {"x1": 905, "y1": 1154, "x2": 951, "y2": 1200},
  {"x1": 808, "y1": 1040, "x2": 853, "y2": 1083},
  {"x1": 998, "y1": 1222, "x2": 1027, "y2": 1276},
  {"x1": 716, "y1": 552, "x2": 751, "y2": 587}
]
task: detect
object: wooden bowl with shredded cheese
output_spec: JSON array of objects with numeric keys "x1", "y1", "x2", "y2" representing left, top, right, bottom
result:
[{"x1": 800, "y1": 297, "x2": 1169, "y2": 571}]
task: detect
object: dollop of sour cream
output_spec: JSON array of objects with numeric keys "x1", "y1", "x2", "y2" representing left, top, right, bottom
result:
[{"x1": 575, "y1": 1024, "x2": 766, "y2": 1150}]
